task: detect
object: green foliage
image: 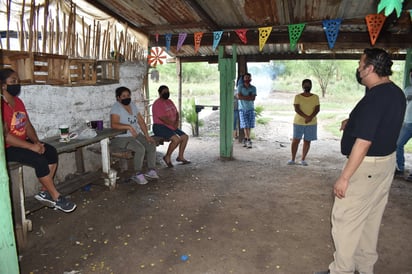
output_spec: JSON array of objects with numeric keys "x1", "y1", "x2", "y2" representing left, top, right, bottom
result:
[
  {"x1": 254, "y1": 105, "x2": 264, "y2": 118},
  {"x1": 182, "y1": 98, "x2": 203, "y2": 136}
]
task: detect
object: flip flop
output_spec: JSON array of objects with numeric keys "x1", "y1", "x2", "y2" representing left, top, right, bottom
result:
[
  {"x1": 176, "y1": 157, "x2": 191, "y2": 164},
  {"x1": 163, "y1": 156, "x2": 173, "y2": 168}
]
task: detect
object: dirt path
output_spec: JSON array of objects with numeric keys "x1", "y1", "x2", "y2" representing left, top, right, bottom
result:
[{"x1": 18, "y1": 92, "x2": 412, "y2": 274}]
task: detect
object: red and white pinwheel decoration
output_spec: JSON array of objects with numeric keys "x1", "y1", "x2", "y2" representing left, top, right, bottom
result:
[{"x1": 148, "y1": 47, "x2": 167, "y2": 67}]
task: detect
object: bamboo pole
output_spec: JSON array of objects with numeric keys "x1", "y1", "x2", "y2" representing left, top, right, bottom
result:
[
  {"x1": 86, "y1": 24, "x2": 91, "y2": 57},
  {"x1": 49, "y1": 18, "x2": 53, "y2": 54},
  {"x1": 92, "y1": 19, "x2": 96, "y2": 58},
  {"x1": 35, "y1": 4, "x2": 40, "y2": 52},
  {"x1": 6, "y1": 0, "x2": 11, "y2": 50},
  {"x1": 42, "y1": 0, "x2": 49, "y2": 53},
  {"x1": 82, "y1": 17, "x2": 85, "y2": 56},
  {"x1": 56, "y1": 2, "x2": 60, "y2": 54},
  {"x1": 19, "y1": 0, "x2": 25, "y2": 51},
  {"x1": 63, "y1": 7, "x2": 72, "y2": 55},
  {"x1": 71, "y1": 3, "x2": 76, "y2": 56},
  {"x1": 28, "y1": 1, "x2": 34, "y2": 53},
  {"x1": 96, "y1": 21, "x2": 101, "y2": 59}
]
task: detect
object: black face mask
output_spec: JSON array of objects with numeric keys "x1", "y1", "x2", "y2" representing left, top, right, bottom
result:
[
  {"x1": 161, "y1": 92, "x2": 170, "y2": 100},
  {"x1": 356, "y1": 69, "x2": 363, "y2": 85},
  {"x1": 303, "y1": 86, "x2": 311, "y2": 92},
  {"x1": 120, "y1": 98, "x2": 131, "y2": 105},
  {"x1": 7, "y1": 84, "x2": 21, "y2": 97}
]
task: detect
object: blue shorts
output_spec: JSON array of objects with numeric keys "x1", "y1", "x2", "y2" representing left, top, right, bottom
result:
[
  {"x1": 153, "y1": 124, "x2": 187, "y2": 139},
  {"x1": 239, "y1": 109, "x2": 255, "y2": 129},
  {"x1": 293, "y1": 124, "x2": 317, "y2": 141}
]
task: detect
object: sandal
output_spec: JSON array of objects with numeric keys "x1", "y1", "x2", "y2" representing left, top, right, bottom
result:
[
  {"x1": 176, "y1": 157, "x2": 191, "y2": 164},
  {"x1": 163, "y1": 156, "x2": 173, "y2": 168}
]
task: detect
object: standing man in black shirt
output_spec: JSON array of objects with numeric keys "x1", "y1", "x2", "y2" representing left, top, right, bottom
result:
[{"x1": 315, "y1": 48, "x2": 406, "y2": 274}]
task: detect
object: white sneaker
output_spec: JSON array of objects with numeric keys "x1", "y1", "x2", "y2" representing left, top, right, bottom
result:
[
  {"x1": 131, "y1": 173, "x2": 148, "y2": 185},
  {"x1": 145, "y1": 169, "x2": 159, "y2": 179}
]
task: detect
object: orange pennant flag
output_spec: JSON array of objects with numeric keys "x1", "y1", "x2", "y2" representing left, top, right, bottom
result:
[
  {"x1": 365, "y1": 14, "x2": 386, "y2": 46},
  {"x1": 194, "y1": 32, "x2": 204, "y2": 54},
  {"x1": 259, "y1": 26, "x2": 272, "y2": 51}
]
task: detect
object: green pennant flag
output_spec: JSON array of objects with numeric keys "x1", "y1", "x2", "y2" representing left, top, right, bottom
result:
[{"x1": 288, "y1": 23, "x2": 306, "y2": 51}]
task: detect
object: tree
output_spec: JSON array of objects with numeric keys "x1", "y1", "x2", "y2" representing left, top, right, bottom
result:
[{"x1": 306, "y1": 60, "x2": 336, "y2": 97}]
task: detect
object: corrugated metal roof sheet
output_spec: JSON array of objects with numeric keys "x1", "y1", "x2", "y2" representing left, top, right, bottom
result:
[{"x1": 86, "y1": 0, "x2": 412, "y2": 60}]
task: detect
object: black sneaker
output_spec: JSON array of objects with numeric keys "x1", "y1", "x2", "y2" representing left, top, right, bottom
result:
[
  {"x1": 34, "y1": 191, "x2": 56, "y2": 207},
  {"x1": 394, "y1": 169, "x2": 404, "y2": 177},
  {"x1": 54, "y1": 196, "x2": 77, "y2": 213},
  {"x1": 242, "y1": 138, "x2": 247, "y2": 147}
]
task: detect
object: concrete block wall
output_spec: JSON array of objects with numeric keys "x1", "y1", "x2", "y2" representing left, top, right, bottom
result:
[{"x1": 17, "y1": 61, "x2": 148, "y2": 196}]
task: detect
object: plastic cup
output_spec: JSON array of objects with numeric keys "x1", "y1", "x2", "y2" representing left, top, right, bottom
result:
[{"x1": 59, "y1": 125, "x2": 69, "y2": 142}]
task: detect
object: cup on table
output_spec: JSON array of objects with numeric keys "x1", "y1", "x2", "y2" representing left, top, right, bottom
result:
[
  {"x1": 96, "y1": 120, "x2": 103, "y2": 130},
  {"x1": 59, "y1": 125, "x2": 70, "y2": 142},
  {"x1": 91, "y1": 120, "x2": 103, "y2": 130}
]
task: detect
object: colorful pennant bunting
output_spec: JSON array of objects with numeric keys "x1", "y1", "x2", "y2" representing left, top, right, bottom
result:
[
  {"x1": 258, "y1": 27, "x2": 272, "y2": 51},
  {"x1": 147, "y1": 47, "x2": 167, "y2": 67},
  {"x1": 322, "y1": 19, "x2": 342, "y2": 49},
  {"x1": 177, "y1": 33, "x2": 187, "y2": 52},
  {"x1": 235, "y1": 29, "x2": 248, "y2": 44},
  {"x1": 194, "y1": 32, "x2": 204, "y2": 54},
  {"x1": 377, "y1": 0, "x2": 404, "y2": 18},
  {"x1": 212, "y1": 31, "x2": 223, "y2": 51},
  {"x1": 288, "y1": 23, "x2": 306, "y2": 51},
  {"x1": 365, "y1": 14, "x2": 386, "y2": 46},
  {"x1": 165, "y1": 33, "x2": 172, "y2": 52}
]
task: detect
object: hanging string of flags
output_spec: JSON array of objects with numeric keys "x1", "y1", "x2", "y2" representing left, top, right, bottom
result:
[{"x1": 148, "y1": 0, "x2": 407, "y2": 66}]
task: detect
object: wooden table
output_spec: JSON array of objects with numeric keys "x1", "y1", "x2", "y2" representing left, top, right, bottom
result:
[
  {"x1": 44, "y1": 127, "x2": 126, "y2": 187},
  {"x1": 8, "y1": 128, "x2": 125, "y2": 249}
]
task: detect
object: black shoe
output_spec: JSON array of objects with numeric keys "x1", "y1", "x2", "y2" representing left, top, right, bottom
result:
[
  {"x1": 394, "y1": 169, "x2": 404, "y2": 177},
  {"x1": 405, "y1": 174, "x2": 412, "y2": 182}
]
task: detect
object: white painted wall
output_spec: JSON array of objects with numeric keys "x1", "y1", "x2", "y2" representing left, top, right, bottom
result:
[{"x1": 17, "y1": 61, "x2": 148, "y2": 196}]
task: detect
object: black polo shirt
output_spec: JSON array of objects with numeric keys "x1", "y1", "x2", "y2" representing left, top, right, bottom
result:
[{"x1": 341, "y1": 82, "x2": 406, "y2": 156}]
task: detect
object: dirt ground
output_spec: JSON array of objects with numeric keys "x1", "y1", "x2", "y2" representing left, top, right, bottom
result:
[{"x1": 18, "y1": 92, "x2": 412, "y2": 274}]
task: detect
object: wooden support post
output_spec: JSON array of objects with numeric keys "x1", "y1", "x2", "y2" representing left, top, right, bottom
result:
[
  {"x1": 218, "y1": 45, "x2": 237, "y2": 159},
  {"x1": 0, "y1": 116, "x2": 20, "y2": 273},
  {"x1": 403, "y1": 48, "x2": 412, "y2": 89}
]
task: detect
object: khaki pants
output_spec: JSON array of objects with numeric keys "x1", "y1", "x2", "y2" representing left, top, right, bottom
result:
[{"x1": 329, "y1": 152, "x2": 395, "y2": 274}]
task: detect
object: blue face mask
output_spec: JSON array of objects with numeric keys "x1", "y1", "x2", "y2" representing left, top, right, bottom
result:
[{"x1": 7, "y1": 84, "x2": 21, "y2": 96}]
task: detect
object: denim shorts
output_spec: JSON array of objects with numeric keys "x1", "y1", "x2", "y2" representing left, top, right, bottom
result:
[
  {"x1": 153, "y1": 124, "x2": 186, "y2": 139},
  {"x1": 293, "y1": 124, "x2": 317, "y2": 141}
]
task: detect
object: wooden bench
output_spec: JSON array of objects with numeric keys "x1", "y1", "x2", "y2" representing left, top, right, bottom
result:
[
  {"x1": 88, "y1": 135, "x2": 170, "y2": 173},
  {"x1": 8, "y1": 128, "x2": 125, "y2": 249}
]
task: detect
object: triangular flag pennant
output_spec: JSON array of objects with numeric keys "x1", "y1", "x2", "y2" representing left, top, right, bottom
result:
[
  {"x1": 235, "y1": 29, "x2": 248, "y2": 44},
  {"x1": 365, "y1": 14, "x2": 386, "y2": 46},
  {"x1": 377, "y1": 0, "x2": 404, "y2": 18},
  {"x1": 322, "y1": 19, "x2": 342, "y2": 49},
  {"x1": 212, "y1": 31, "x2": 223, "y2": 51},
  {"x1": 409, "y1": 9, "x2": 412, "y2": 21},
  {"x1": 177, "y1": 32, "x2": 187, "y2": 52},
  {"x1": 155, "y1": 33, "x2": 159, "y2": 43},
  {"x1": 288, "y1": 23, "x2": 306, "y2": 51},
  {"x1": 194, "y1": 32, "x2": 203, "y2": 54},
  {"x1": 258, "y1": 26, "x2": 272, "y2": 51},
  {"x1": 165, "y1": 33, "x2": 172, "y2": 51}
]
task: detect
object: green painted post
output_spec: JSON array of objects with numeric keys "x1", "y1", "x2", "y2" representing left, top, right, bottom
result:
[
  {"x1": 404, "y1": 48, "x2": 412, "y2": 89},
  {"x1": 0, "y1": 109, "x2": 19, "y2": 273},
  {"x1": 218, "y1": 45, "x2": 237, "y2": 158}
]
